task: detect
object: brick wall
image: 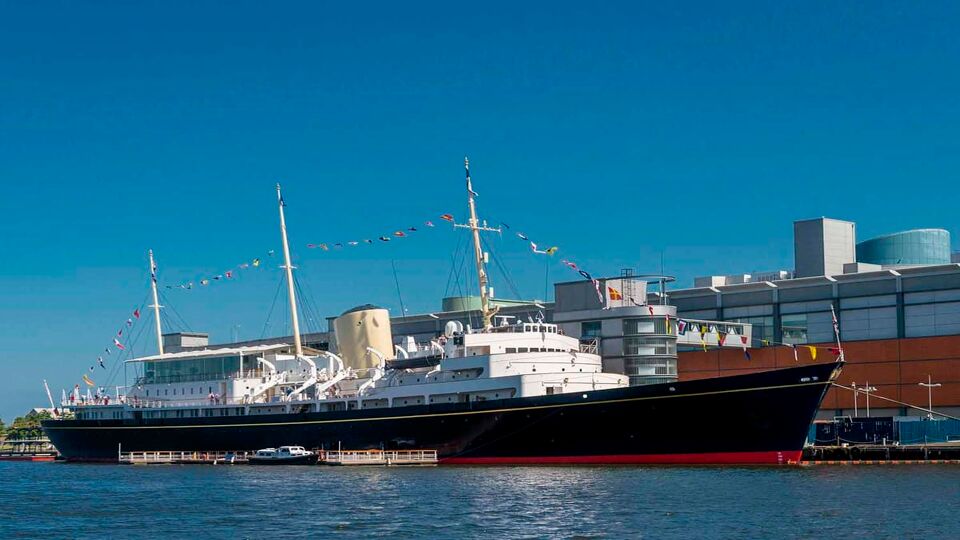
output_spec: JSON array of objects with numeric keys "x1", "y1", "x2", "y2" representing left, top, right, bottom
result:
[{"x1": 678, "y1": 336, "x2": 960, "y2": 412}]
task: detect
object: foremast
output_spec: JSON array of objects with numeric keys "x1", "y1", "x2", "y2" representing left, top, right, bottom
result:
[
  {"x1": 148, "y1": 249, "x2": 164, "y2": 355},
  {"x1": 276, "y1": 184, "x2": 304, "y2": 357},
  {"x1": 454, "y1": 157, "x2": 501, "y2": 330}
]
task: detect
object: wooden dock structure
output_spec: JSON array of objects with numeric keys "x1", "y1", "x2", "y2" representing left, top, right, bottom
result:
[
  {"x1": 119, "y1": 450, "x2": 251, "y2": 465},
  {"x1": 321, "y1": 449, "x2": 438, "y2": 466}
]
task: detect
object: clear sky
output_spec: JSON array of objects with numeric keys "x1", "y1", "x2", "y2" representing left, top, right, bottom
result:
[{"x1": 1, "y1": 1, "x2": 958, "y2": 420}]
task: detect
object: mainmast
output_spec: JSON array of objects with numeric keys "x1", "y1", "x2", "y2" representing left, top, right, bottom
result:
[
  {"x1": 454, "y1": 157, "x2": 501, "y2": 329},
  {"x1": 148, "y1": 249, "x2": 164, "y2": 355},
  {"x1": 277, "y1": 184, "x2": 304, "y2": 357}
]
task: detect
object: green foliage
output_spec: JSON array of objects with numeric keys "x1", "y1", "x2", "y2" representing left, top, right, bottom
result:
[{"x1": 6, "y1": 410, "x2": 53, "y2": 441}]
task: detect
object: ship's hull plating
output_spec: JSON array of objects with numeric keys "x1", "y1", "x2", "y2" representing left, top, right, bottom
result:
[{"x1": 44, "y1": 362, "x2": 841, "y2": 464}]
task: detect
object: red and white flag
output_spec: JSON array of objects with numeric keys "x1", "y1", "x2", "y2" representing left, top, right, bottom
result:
[
  {"x1": 133, "y1": 309, "x2": 141, "y2": 319},
  {"x1": 113, "y1": 338, "x2": 125, "y2": 350}
]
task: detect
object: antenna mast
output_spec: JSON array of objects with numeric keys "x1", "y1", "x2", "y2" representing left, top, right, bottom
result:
[
  {"x1": 277, "y1": 184, "x2": 303, "y2": 357},
  {"x1": 454, "y1": 157, "x2": 501, "y2": 329},
  {"x1": 148, "y1": 249, "x2": 164, "y2": 355}
]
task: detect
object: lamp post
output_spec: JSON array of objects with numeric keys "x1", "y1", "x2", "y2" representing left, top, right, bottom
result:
[
  {"x1": 918, "y1": 375, "x2": 942, "y2": 419},
  {"x1": 860, "y1": 382, "x2": 877, "y2": 417},
  {"x1": 851, "y1": 381, "x2": 858, "y2": 417}
]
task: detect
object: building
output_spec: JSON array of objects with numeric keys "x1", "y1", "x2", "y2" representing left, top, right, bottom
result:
[
  {"x1": 794, "y1": 218, "x2": 857, "y2": 278},
  {"x1": 856, "y1": 229, "x2": 952, "y2": 268},
  {"x1": 668, "y1": 264, "x2": 960, "y2": 419}
]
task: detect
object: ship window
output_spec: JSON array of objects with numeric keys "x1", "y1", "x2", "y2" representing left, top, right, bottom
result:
[
  {"x1": 506, "y1": 348, "x2": 516, "y2": 353},
  {"x1": 518, "y1": 348, "x2": 528, "y2": 353}
]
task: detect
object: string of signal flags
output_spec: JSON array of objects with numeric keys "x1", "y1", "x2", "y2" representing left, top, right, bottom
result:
[
  {"x1": 77, "y1": 306, "x2": 143, "y2": 389},
  {"x1": 672, "y1": 318, "x2": 844, "y2": 361},
  {"x1": 164, "y1": 249, "x2": 278, "y2": 291},
  {"x1": 300, "y1": 210, "x2": 635, "y2": 311}
]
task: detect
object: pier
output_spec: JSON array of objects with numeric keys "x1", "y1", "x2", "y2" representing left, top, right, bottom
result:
[
  {"x1": 803, "y1": 442, "x2": 960, "y2": 464},
  {"x1": 322, "y1": 449, "x2": 438, "y2": 466},
  {"x1": 119, "y1": 450, "x2": 251, "y2": 465},
  {"x1": 116, "y1": 449, "x2": 439, "y2": 466}
]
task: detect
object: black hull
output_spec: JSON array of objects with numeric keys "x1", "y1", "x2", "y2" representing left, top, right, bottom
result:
[{"x1": 44, "y1": 362, "x2": 841, "y2": 465}]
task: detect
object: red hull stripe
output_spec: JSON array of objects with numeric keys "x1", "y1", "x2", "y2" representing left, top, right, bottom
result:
[
  {"x1": 442, "y1": 450, "x2": 803, "y2": 465},
  {"x1": 0, "y1": 455, "x2": 57, "y2": 462}
]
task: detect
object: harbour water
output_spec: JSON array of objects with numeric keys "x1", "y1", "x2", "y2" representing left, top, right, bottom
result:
[{"x1": 2, "y1": 463, "x2": 958, "y2": 539}]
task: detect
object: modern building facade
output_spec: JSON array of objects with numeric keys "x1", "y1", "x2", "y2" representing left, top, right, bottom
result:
[
  {"x1": 856, "y1": 228, "x2": 952, "y2": 268},
  {"x1": 794, "y1": 218, "x2": 856, "y2": 278}
]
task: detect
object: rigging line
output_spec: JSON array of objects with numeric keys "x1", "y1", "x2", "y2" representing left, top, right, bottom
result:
[
  {"x1": 300, "y1": 272, "x2": 328, "y2": 336},
  {"x1": 291, "y1": 276, "x2": 314, "y2": 335},
  {"x1": 392, "y1": 260, "x2": 406, "y2": 319},
  {"x1": 159, "y1": 290, "x2": 192, "y2": 332},
  {"x1": 830, "y1": 382, "x2": 960, "y2": 421},
  {"x1": 480, "y1": 235, "x2": 522, "y2": 300},
  {"x1": 160, "y1": 310, "x2": 182, "y2": 334},
  {"x1": 449, "y1": 229, "x2": 467, "y2": 299},
  {"x1": 301, "y1": 275, "x2": 328, "y2": 336},
  {"x1": 292, "y1": 273, "x2": 323, "y2": 336},
  {"x1": 455, "y1": 229, "x2": 470, "y2": 299},
  {"x1": 96, "y1": 293, "x2": 149, "y2": 385},
  {"x1": 443, "y1": 230, "x2": 466, "y2": 298},
  {"x1": 101, "y1": 294, "x2": 152, "y2": 389},
  {"x1": 260, "y1": 277, "x2": 285, "y2": 339},
  {"x1": 292, "y1": 270, "x2": 323, "y2": 334}
]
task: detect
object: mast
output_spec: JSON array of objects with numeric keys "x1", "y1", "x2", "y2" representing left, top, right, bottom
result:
[
  {"x1": 148, "y1": 249, "x2": 164, "y2": 355},
  {"x1": 277, "y1": 184, "x2": 303, "y2": 357},
  {"x1": 455, "y1": 157, "x2": 500, "y2": 329}
]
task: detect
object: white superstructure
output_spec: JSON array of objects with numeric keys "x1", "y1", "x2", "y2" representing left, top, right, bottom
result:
[{"x1": 65, "y1": 161, "x2": 628, "y2": 422}]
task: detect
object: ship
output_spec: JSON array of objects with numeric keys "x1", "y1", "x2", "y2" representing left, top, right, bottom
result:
[{"x1": 43, "y1": 159, "x2": 843, "y2": 464}]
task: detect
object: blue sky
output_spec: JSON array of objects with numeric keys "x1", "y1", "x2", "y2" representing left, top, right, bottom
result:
[{"x1": 1, "y1": 1, "x2": 958, "y2": 419}]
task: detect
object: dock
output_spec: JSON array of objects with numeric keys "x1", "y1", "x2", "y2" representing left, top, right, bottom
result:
[
  {"x1": 803, "y1": 442, "x2": 960, "y2": 464},
  {"x1": 117, "y1": 449, "x2": 439, "y2": 466},
  {"x1": 119, "y1": 450, "x2": 252, "y2": 465},
  {"x1": 321, "y1": 449, "x2": 438, "y2": 466}
]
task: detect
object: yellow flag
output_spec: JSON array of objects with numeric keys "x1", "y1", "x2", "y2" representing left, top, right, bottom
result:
[
  {"x1": 761, "y1": 339, "x2": 769, "y2": 346},
  {"x1": 82, "y1": 374, "x2": 95, "y2": 387},
  {"x1": 252, "y1": 258, "x2": 261, "y2": 267},
  {"x1": 807, "y1": 346, "x2": 817, "y2": 360},
  {"x1": 545, "y1": 247, "x2": 558, "y2": 255}
]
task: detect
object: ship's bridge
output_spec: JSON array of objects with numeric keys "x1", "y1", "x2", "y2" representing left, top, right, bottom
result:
[{"x1": 487, "y1": 321, "x2": 560, "y2": 334}]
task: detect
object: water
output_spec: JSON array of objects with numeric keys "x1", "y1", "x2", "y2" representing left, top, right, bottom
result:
[{"x1": 2, "y1": 463, "x2": 958, "y2": 539}]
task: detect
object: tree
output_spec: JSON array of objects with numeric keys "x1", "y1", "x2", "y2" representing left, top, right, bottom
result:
[{"x1": 7, "y1": 410, "x2": 53, "y2": 441}]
